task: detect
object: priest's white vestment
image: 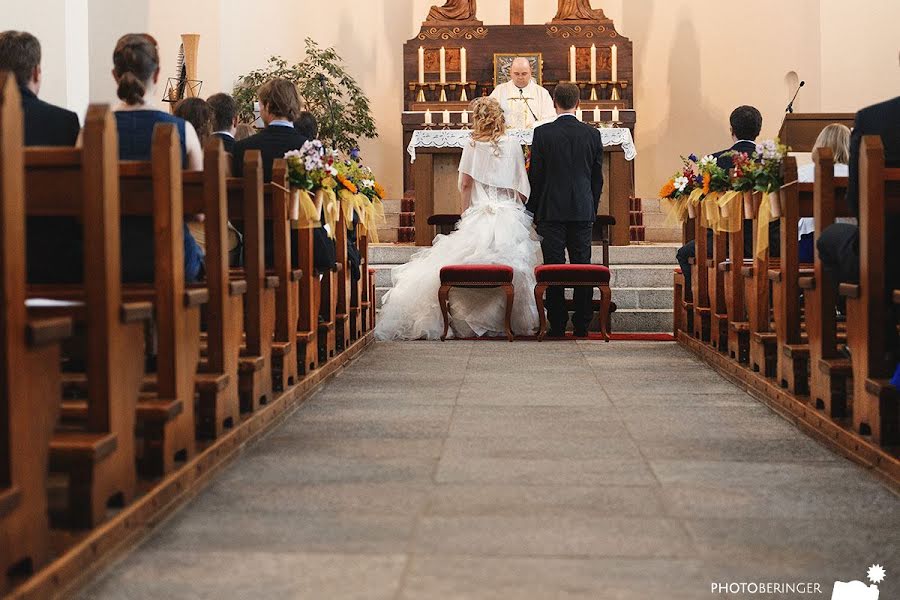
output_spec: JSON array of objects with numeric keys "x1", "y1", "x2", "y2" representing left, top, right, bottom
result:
[{"x1": 489, "y1": 79, "x2": 556, "y2": 129}]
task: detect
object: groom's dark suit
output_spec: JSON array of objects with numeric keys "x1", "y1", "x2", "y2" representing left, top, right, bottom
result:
[{"x1": 526, "y1": 114, "x2": 604, "y2": 335}]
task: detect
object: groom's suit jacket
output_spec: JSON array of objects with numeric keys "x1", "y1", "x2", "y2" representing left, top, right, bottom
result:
[{"x1": 525, "y1": 114, "x2": 604, "y2": 222}]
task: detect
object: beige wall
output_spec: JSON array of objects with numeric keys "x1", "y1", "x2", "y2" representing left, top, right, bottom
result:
[{"x1": 10, "y1": 0, "x2": 900, "y2": 199}]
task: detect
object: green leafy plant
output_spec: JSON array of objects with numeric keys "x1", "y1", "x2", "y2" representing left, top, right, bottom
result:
[{"x1": 232, "y1": 38, "x2": 377, "y2": 152}]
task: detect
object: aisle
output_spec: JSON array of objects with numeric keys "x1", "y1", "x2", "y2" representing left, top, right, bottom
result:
[{"x1": 80, "y1": 342, "x2": 899, "y2": 599}]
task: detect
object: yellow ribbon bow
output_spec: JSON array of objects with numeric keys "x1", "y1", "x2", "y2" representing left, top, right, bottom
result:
[{"x1": 715, "y1": 191, "x2": 742, "y2": 233}]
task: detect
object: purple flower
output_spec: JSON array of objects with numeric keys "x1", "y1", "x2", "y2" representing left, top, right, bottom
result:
[
  {"x1": 688, "y1": 153, "x2": 699, "y2": 162},
  {"x1": 350, "y1": 148, "x2": 361, "y2": 161}
]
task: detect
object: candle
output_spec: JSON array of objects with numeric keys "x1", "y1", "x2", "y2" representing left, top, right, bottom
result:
[
  {"x1": 611, "y1": 44, "x2": 618, "y2": 82},
  {"x1": 460, "y1": 47, "x2": 467, "y2": 83},
  {"x1": 439, "y1": 46, "x2": 446, "y2": 84},
  {"x1": 576, "y1": 108, "x2": 583, "y2": 121},
  {"x1": 442, "y1": 109, "x2": 450, "y2": 124},
  {"x1": 592, "y1": 109, "x2": 599, "y2": 123},
  {"x1": 461, "y1": 111, "x2": 469, "y2": 124},
  {"x1": 569, "y1": 45, "x2": 577, "y2": 82},
  {"x1": 611, "y1": 106, "x2": 619, "y2": 123},
  {"x1": 424, "y1": 109, "x2": 432, "y2": 125},
  {"x1": 590, "y1": 44, "x2": 597, "y2": 83},
  {"x1": 418, "y1": 46, "x2": 425, "y2": 84}
]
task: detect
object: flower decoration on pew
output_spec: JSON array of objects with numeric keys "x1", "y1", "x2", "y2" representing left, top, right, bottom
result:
[
  {"x1": 660, "y1": 155, "x2": 700, "y2": 225},
  {"x1": 750, "y1": 139, "x2": 790, "y2": 256},
  {"x1": 696, "y1": 154, "x2": 733, "y2": 231},
  {"x1": 285, "y1": 140, "x2": 339, "y2": 229},
  {"x1": 336, "y1": 157, "x2": 386, "y2": 243}
]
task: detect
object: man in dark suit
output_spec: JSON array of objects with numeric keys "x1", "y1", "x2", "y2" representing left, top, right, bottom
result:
[
  {"x1": 526, "y1": 82, "x2": 604, "y2": 337},
  {"x1": 0, "y1": 31, "x2": 82, "y2": 283},
  {"x1": 207, "y1": 92, "x2": 237, "y2": 154},
  {"x1": 232, "y1": 78, "x2": 335, "y2": 273},
  {"x1": 675, "y1": 105, "x2": 765, "y2": 293}
]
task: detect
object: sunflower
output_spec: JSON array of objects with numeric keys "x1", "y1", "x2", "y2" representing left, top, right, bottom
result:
[
  {"x1": 702, "y1": 173, "x2": 711, "y2": 195},
  {"x1": 659, "y1": 180, "x2": 676, "y2": 198}
]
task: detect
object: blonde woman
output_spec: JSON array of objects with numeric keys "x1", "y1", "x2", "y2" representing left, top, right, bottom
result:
[
  {"x1": 376, "y1": 97, "x2": 541, "y2": 340},
  {"x1": 798, "y1": 123, "x2": 852, "y2": 263}
]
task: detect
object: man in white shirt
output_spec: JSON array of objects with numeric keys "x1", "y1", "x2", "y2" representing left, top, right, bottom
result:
[{"x1": 489, "y1": 57, "x2": 556, "y2": 129}]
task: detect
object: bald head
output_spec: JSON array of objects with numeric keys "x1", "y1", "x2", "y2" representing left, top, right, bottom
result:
[{"x1": 510, "y1": 57, "x2": 533, "y2": 89}]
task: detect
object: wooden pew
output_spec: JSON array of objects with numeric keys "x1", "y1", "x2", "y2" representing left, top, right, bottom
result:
[
  {"x1": 840, "y1": 136, "x2": 900, "y2": 445},
  {"x1": 359, "y1": 229, "x2": 375, "y2": 332},
  {"x1": 722, "y1": 195, "x2": 749, "y2": 363},
  {"x1": 24, "y1": 105, "x2": 152, "y2": 525},
  {"x1": 772, "y1": 159, "x2": 851, "y2": 396},
  {"x1": 689, "y1": 209, "x2": 711, "y2": 342},
  {"x1": 181, "y1": 139, "x2": 245, "y2": 439},
  {"x1": 349, "y1": 219, "x2": 365, "y2": 341},
  {"x1": 334, "y1": 207, "x2": 353, "y2": 351},
  {"x1": 673, "y1": 221, "x2": 694, "y2": 337},
  {"x1": 229, "y1": 154, "x2": 276, "y2": 411},
  {"x1": 319, "y1": 257, "x2": 338, "y2": 363},
  {"x1": 804, "y1": 148, "x2": 853, "y2": 418},
  {"x1": 267, "y1": 160, "x2": 300, "y2": 391},
  {"x1": 708, "y1": 212, "x2": 728, "y2": 351},
  {"x1": 116, "y1": 125, "x2": 209, "y2": 477},
  {"x1": 295, "y1": 223, "x2": 320, "y2": 375},
  {"x1": 0, "y1": 74, "x2": 72, "y2": 590},
  {"x1": 745, "y1": 192, "x2": 778, "y2": 377}
]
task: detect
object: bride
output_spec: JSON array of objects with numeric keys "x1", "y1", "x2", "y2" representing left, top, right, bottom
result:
[{"x1": 375, "y1": 97, "x2": 542, "y2": 340}]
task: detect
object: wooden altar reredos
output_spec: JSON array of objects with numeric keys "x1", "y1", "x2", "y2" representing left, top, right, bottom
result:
[{"x1": 401, "y1": 2, "x2": 637, "y2": 246}]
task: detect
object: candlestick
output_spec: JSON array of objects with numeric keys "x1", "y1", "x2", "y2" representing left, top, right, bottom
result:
[
  {"x1": 592, "y1": 109, "x2": 599, "y2": 123},
  {"x1": 460, "y1": 47, "x2": 467, "y2": 84},
  {"x1": 611, "y1": 44, "x2": 618, "y2": 83},
  {"x1": 439, "y1": 46, "x2": 446, "y2": 84},
  {"x1": 576, "y1": 108, "x2": 583, "y2": 121},
  {"x1": 439, "y1": 87, "x2": 447, "y2": 102},
  {"x1": 461, "y1": 111, "x2": 469, "y2": 125},
  {"x1": 611, "y1": 106, "x2": 619, "y2": 123},
  {"x1": 569, "y1": 46, "x2": 577, "y2": 82},
  {"x1": 424, "y1": 109, "x2": 432, "y2": 125},
  {"x1": 590, "y1": 44, "x2": 597, "y2": 83},
  {"x1": 442, "y1": 109, "x2": 450, "y2": 124},
  {"x1": 418, "y1": 46, "x2": 425, "y2": 84}
]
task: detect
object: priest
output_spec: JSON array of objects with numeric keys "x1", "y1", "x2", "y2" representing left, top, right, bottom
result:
[{"x1": 489, "y1": 57, "x2": 556, "y2": 129}]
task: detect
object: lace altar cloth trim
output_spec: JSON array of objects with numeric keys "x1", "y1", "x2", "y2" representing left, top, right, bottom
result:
[{"x1": 407, "y1": 127, "x2": 636, "y2": 162}]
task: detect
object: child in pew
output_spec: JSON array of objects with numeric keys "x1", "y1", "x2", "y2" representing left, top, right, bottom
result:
[
  {"x1": 111, "y1": 33, "x2": 205, "y2": 283},
  {"x1": 796, "y1": 124, "x2": 853, "y2": 264}
]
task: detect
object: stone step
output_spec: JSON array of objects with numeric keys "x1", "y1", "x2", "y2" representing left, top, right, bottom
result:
[
  {"x1": 368, "y1": 243, "x2": 680, "y2": 266},
  {"x1": 645, "y1": 227, "x2": 683, "y2": 243},
  {"x1": 382, "y1": 198, "x2": 402, "y2": 214},
  {"x1": 611, "y1": 309, "x2": 673, "y2": 333},
  {"x1": 374, "y1": 285, "x2": 672, "y2": 311},
  {"x1": 640, "y1": 197, "x2": 664, "y2": 214},
  {"x1": 370, "y1": 264, "x2": 674, "y2": 290}
]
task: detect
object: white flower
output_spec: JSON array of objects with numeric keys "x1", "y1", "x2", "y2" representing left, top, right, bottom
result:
[
  {"x1": 699, "y1": 154, "x2": 717, "y2": 167},
  {"x1": 361, "y1": 179, "x2": 375, "y2": 189},
  {"x1": 284, "y1": 149, "x2": 302, "y2": 159},
  {"x1": 674, "y1": 176, "x2": 689, "y2": 192}
]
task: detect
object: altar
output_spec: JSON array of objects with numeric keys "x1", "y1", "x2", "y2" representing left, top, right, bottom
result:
[
  {"x1": 400, "y1": 0, "x2": 638, "y2": 246},
  {"x1": 407, "y1": 126, "x2": 637, "y2": 246}
]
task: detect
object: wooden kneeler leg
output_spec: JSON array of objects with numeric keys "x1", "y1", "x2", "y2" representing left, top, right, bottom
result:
[
  {"x1": 535, "y1": 283, "x2": 548, "y2": 341},
  {"x1": 439, "y1": 284, "x2": 451, "y2": 341},
  {"x1": 502, "y1": 283, "x2": 515, "y2": 342},
  {"x1": 598, "y1": 282, "x2": 612, "y2": 342}
]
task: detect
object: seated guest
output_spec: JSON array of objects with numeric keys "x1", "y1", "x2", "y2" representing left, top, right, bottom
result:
[
  {"x1": 112, "y1": 33, "x2": 204, "y2": 282},
  {"x1": 207, "y1": 92, "x2": 238, "y2": 154},
  {"x1": 676, "y1": 105, "x2": 767, "y2": 293},
  {"x1": 232, "y1": 79, "x2": 336, "y2": 272},
  {"x1": 234, "y1": 122, "x2": 256, "y2": 141},
  {"x1": 295, "y1": 111, "x2": 318, "y2": 140},
  {"x1": 818, "y1": 52, "x2": 900, "y2": 367},
  {"x1": 797, "y1": 124, "x2": 851, "y2": 263},
  {"x1": 174, "y1": 97, "x2": 213, "y2": 146},
  {"x1": 0, "y1": 30, "x2": 83, "y2": 283}
]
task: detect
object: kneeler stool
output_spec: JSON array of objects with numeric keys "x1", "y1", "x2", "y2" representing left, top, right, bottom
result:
[
  {"x1": 438, "y1": 265, "x2": 516, "y2": 342},
  {"x1": 534, "y1": 264, "x2": 613, "y2": 342}
]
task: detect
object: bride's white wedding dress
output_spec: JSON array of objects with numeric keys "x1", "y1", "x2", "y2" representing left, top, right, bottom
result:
[{"x1": 375, "y1": 137, "x2": 542, "y2": 340}]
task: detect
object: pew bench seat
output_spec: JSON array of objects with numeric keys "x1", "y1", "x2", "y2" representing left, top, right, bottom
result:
[{"x1": 49, "y1": 431, "x2": 118, "y2": 469}]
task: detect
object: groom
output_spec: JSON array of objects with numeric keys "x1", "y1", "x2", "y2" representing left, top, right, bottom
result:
[{"x1": 526, "y1": 82, "x2": 604, "y2": 337}]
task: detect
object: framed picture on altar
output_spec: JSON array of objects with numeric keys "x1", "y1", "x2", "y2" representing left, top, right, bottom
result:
[{"x1": 493, "y1": 53, "x2": 543, "y2": 87}]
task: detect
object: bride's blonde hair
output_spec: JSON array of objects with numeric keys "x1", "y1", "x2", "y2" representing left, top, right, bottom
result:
[{"x1": 470, "y1": 97, "x2": 506, "y2": 154}]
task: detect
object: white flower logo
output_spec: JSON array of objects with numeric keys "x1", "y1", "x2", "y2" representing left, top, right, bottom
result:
[{"x1": 867, "y1": 565, "x2": 886, "y2": 585}]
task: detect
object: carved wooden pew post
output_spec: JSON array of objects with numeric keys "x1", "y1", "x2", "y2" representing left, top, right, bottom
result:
[
  {"x1": 295, "y1": 225, "x2": 320, "y2": 375},
  {"x1": 708, "y1": 216, "x2": 728, "y2": 351},
  {"x1": 335, "y1": 200, "x2": 353, "y2": 351},
  {"x1": 691, "y1": 211, "x2": 710, "y2": 341},
  {"x1": 746, "y1": 192, "x2": 777, "y2": 376},
  {"x1": 0, "y1": 75, "x2": 72, "y2": 590},
  {"x1": 268, "y1": 159, "x2": 299, "y2": 391},
  {"x1": 724, "y1": 198, "x2": 748, "y2": 363}
]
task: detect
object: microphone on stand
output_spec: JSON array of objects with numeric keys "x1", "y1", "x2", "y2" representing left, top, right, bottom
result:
[{"x1": 786, "y1": 80, "x2": 805, "y2": 114}]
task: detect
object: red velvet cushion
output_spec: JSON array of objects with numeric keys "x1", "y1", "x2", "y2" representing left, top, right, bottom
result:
[
  {"x1": 440, "y1": 264, "x2": 514, "y2": 284},
  {"x1": 535, "y1": 264, "x2": 611, "y2": 284}
]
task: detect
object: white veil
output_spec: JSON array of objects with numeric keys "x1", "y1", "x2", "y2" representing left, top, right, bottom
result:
[{"x1": 458, "y1": 136, "x2": 531, "y2": 199}]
